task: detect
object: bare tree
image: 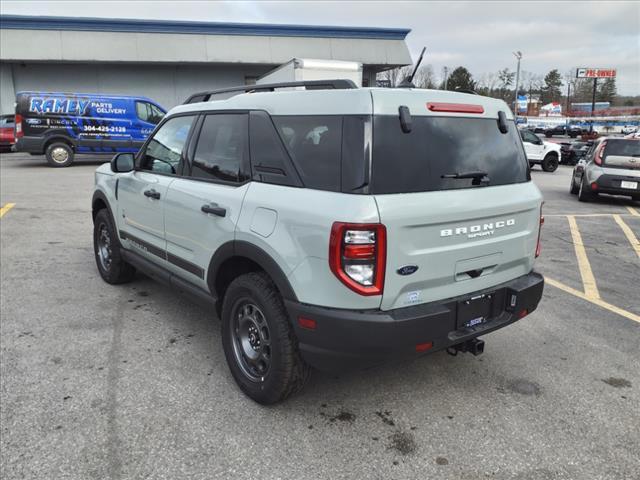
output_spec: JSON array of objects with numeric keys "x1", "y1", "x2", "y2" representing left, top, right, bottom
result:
[
  {"x1": 379, "y1": 65, "x2": 413, "y2": 87},
  {"x1": 413, "y1": 64, "x2": 436, "y2": 89}
]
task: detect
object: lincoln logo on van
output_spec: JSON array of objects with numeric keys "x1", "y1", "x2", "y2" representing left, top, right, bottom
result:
[{"x1": 440, "y1": 219, "x2": 516, "y2": 239}]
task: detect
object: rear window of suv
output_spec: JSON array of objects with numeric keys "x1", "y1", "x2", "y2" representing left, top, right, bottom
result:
[
  {"x1": 603, "y1": 139, "x2": 640, "y2": 167},
  {"x1": 370, "y1": 116, "x2": 529, "y2": 194}
]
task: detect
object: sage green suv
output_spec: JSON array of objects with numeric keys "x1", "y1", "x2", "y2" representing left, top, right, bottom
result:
[{"x1": 92, "y1": 80, "x2": 545, "y2": 403}]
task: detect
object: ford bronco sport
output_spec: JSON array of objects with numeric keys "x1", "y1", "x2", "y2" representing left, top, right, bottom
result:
[{"x1": 92, "y1": 80, "x2": 545, "y2": 404}]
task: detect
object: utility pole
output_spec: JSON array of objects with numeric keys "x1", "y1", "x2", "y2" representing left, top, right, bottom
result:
[
  {"x1": 513, "y1": 51, "x2": 522, "y2": 121},
  {"x1": 590, "y1": 78, "x2": 598, "y2": 117},
  {"x1": 443, "y1": 67, "x2": 449, "y2": 90},
  {"x1": 566, "y1": 82, "x2": 571, "y2": 116}
]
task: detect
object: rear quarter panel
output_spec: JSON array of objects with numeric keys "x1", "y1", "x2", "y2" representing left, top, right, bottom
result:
[{"x1": 237, "y1": 182, "x2": 382, "y2": 309}]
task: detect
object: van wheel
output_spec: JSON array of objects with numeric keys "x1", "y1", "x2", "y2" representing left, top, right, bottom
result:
[
  {"x1": 221, "y1": 272, "x2": 311, "y2": 404},
  {"x1": 541, "y1": 154, "x2": 559, "y2": 172},
  {"x1": 45, "y1": 142, "x2": 74, "y2": 167},
  {"x1": 578, "y1": 178, "x2": 594, "y2": 202},
  {"x1": 93, "y1": 209, "x2": 136, "y2": 284}
]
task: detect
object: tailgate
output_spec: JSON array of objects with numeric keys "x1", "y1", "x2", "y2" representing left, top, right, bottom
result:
[{"x1": 375, "y1": 182, "x2": 542, "y2": 311}]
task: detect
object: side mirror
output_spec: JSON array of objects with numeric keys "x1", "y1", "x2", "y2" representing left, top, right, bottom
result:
[{"x1": 110, "y1": 152, "x2": 135, "y2": 173}]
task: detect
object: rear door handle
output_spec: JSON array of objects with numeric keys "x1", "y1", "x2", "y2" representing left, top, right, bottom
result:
[
  {"x1": 144, "y1": 189, "x2": 161, "y2": 200},
  {"x1": 201, "y1": 203, "x2": 226, "y2": 217}
]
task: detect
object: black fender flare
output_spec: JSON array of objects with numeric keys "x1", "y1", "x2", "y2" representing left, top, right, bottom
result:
[{"x1": 207, "y1": 240, "x2": 298, "y2": 302}]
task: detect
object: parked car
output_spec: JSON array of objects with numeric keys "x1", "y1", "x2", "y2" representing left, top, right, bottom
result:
[
  {"x1": 621, "y1": 125, "x2": 638, "y2": 135},
  {"x1": 520, "y1": 128, "x2": 562, "y2": 171},
  {"x1": 14, "y1": 91, "x2": 166, "y2": 167},
  {"x1": 570, "y1": 137, "x2": 640, "y2": 201},
  {"x1": 0, "y1": 114, "x2": 15, "y2": 152},
  {"x1": 560, "y1": 141, "x2": 591, "y2": 165},
  {"x1": 92, "y1": 80, "x2": 545, "y2": 403},
  {"x1": 544, "y1": 124, "x2": 582, "y2": 138}
]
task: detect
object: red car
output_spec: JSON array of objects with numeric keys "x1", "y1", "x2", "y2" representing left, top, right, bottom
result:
[{"x1": 0, "y1": 115, "x2": 15, "y2": 152}]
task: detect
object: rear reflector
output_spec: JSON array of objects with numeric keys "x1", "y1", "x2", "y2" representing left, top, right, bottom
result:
[
  {"x1": 591, "y1": 182, "x2": 599, "y2": 191},
  {"x1": 518, "y1": 309, "x2": 529, "y2": 319},
  {"x1": 415, "y1": 341, "x2": 433, "y2": 352},
  {"x1": 427, "y1": 102, "x2": 484, "y2": 114},
  {"x1": 298, "y1": 317, "x2": 317, "y2": 330}
]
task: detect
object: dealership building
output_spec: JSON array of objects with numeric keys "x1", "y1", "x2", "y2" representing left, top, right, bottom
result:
[{"x1": 0, "y1": 15, "x2": 412, "y2": 115}]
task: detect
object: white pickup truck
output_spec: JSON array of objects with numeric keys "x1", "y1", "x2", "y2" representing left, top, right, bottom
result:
[{"x1": 519, "y1": 128, "x2": 562, "y2": 172}]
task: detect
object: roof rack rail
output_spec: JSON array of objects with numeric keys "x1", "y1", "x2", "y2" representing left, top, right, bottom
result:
[{"x1": 183, "y1": 79, "x2": 358, "y2": 104}]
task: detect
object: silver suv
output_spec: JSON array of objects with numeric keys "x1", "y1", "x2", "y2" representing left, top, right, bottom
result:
[
  {"x1": 92, "y1": 80, "x2": 545, "y2": 403},
  {"x1": 570, "y1": 137, "x2": 640, "y2": 202}
]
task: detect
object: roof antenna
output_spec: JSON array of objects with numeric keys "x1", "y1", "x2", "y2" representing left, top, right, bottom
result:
[{"x1": 398, "y1": 47, "x2": 426, "y2": 88}]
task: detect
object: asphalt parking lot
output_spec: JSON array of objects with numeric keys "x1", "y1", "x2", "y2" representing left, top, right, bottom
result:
[{"x1": 1, "y1": 152, "x2": 638, "y2": 480}]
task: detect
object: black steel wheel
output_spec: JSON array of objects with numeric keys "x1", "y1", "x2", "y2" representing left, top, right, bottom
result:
[
  {"x1": 93, "y1": 209, "x2": 136, "y2": 284},
  {"x1": 230, "y1": 301, "x2": 272, "y2": 381},
  {"x1": 221, "y1": 272, "x2": 310, "y2": 404}
]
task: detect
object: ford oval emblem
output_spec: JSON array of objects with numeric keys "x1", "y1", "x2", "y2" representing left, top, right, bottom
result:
[{"x1": 397, "y1": 265, "x2": 418, "y2": 276}]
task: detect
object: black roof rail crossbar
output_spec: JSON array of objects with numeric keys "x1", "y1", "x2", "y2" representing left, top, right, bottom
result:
[{"x1": 183, "y1": 79, "x2": 358, "y2": 104}]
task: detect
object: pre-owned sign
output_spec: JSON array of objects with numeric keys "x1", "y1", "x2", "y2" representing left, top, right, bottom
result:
[{"x1": 576, "y1": 68, "x2": 616, "y2": 78}]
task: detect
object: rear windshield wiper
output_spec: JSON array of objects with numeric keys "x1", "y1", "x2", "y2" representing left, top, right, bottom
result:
[{"x1": 441, "y1": 171, "x2": 490, "y2": 185}]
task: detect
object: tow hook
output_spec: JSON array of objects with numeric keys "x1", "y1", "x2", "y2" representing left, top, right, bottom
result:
[{"x1": 446, "y1": 338, "x2": 485, "y2": 357}]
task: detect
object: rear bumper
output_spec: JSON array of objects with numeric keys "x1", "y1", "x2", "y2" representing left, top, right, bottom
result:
[
  {"x1": 286, "y1": 271, "x2": 544, "y2": 371},
  {"x1": 15, "y1": 136, "x2": 46, "y2": 154},
  {"x1": 594, "y1": 173, "x2": 640, "y2": 197}
]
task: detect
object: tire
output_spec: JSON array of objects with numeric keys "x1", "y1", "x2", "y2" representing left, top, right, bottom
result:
[
  {"x1": 93, "y1": 209, "x2": 136, "y2": 284},
  {"x1": 569, "y1": 175, "x2": 579, "y2": 194},
  {"x1": 545, "y1": 133, "x2": 552, "y2": 138},
  {"x1": 541, "y1": 153, "x2": 559, "y2": 172},
  {"x1": 578, "y1": 177, "x2": 595, "y2": 202},
  {"x1": 221, "y1": 272, "x2": 311, "y2": 404},
  {"x1": 45, "y1": 142, "x2": 74, "y2": 167}
]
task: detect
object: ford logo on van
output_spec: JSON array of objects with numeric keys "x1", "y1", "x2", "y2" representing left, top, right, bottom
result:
[{"x1": 440, "y1": 218, "x2": 516, "y2": 239}]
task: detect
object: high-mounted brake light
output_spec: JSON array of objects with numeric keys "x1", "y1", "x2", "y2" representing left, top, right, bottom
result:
[
  {"x1": 535, "y1": 205, "x2": 544, "y2": 258},
  {"x1": 427, "y1": 102, "x2": 484, "y2": 114},
  {"x1": 593, "y1": 141, "x2": 607, "y2": 166},
  {"x1": 14, "y1": 114, "x2": 23, "y2": 138},
  {"x1": 329, "y1": 222, "x2": 386, "y2": 296}
]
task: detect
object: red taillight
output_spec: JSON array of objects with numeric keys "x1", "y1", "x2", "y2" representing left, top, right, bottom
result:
[
  {"x1": 518, "y1": 309, "x2": 529, "y2": 319},
  {"x1": 329, "y1": 222, "x2": 386, "y2": 296},
  {"x1": 593, "y1": 141, "x2": 607, "y2": 166},
  {"x1": 427, "y1": 102, "x2": 484, "y2": 114},
  {"x1": 535, "y1": 205, "x2": 544, "y2": 258},
  {"x1": 14, "y1": 114, "x2": 23, "y2": 138},
  {"x1": 591, "y1": 182, "x2": 599, "y2": 191}
]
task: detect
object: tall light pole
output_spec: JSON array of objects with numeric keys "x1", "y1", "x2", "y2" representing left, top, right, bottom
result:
[
  {"x1": 443, "y1": 66, "x2": 449, "y2": 90},
  {"x1": 513, "y1": 51, "x2": 522, "y2": 121}
]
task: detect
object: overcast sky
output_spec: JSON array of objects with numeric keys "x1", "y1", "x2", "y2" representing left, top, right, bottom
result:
[{"x1": 3, "y1": 1, "x2": 639, "y2": 95}]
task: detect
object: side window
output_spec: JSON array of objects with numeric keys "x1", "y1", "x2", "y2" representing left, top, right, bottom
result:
[
  {"x1": 249, "y1": 111, "x2": 301, "y2": 187},
  {"x1": 139, "y1": 115, "x2": 194, "y2": 174},
  {"x1": 136, "y1": 101, "x2": 164, "y2": 125},
  {"x1": 272, "y1": 116, "x2": 342, "y2": 191},
  {"x1": 521, "y1": 130, "x2": 538, "y2": 144},
  {"x1": 190, "y1": 114, "x2": 248, "y2": 183}
]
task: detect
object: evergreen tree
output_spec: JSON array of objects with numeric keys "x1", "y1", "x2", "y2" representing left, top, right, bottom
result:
[
  {"x1": 541, "y1": 69, "x2": 563, "y2": 103},
  {"x1": 597, "y1": 78, "x2": 617, "y2": 103},
  {"x1": 443, "y1": 66, "x2": 475, "y2": 91}
]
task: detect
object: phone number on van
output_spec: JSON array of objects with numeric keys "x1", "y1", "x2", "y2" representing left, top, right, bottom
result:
[{"x1": 83, "y1": 125, "x2": 127, "y2": 133}]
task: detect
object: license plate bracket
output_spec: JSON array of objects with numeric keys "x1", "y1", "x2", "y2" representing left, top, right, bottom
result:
[{"x1": 457, "y1": 293, "x2": 493, "y2": 329}]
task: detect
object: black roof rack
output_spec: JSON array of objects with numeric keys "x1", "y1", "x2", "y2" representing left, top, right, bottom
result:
[{"x1": 183, "y1": 79, "x2": 358, "y2": 104}]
